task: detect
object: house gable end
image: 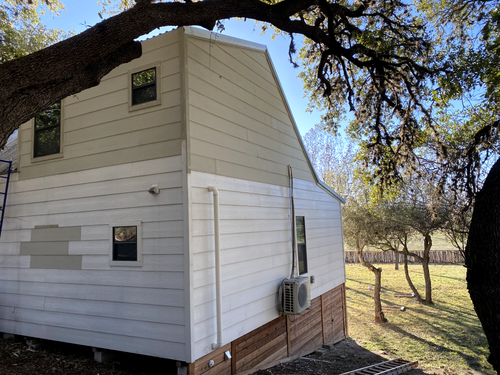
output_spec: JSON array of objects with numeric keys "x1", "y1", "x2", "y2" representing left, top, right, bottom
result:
[
  {"x1": 183, "y1": 27, "x2": 344, "y2": 203},
  {"x1": 185, "y1": 29, "x2": 312, "y2": 185}
]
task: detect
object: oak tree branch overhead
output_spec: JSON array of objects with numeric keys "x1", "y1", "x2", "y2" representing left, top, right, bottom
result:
[{"x1": 0, "y1": 0, "x2": 431, "y2": 153}]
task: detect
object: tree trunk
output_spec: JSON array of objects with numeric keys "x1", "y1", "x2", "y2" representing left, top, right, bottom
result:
[
  {"x1": 356, "y1": 239, "x2": 387, "y2": 323},
  {"x1": 421, "y1": 258, "x2": 433, "y2": 304},
  {"x1": 403, "y1": 252, "x2": 423, "y2": 302},
  {"x1": 422, "y1": 234, "x2": 433, "y2": 304},
  {"x1": 466, "y1": 157, "x2": 500, "y2": 373},
  {"x1": 393, "y1": 240, "x2": 400, "y2": 270},
  {"x1": 372, "y1": 267, "x2": 386, "y2": 323}
]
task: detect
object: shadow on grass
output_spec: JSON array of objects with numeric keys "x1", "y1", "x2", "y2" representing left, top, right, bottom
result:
[
  {"x1": 432, "y1": 298, "x2": 478, "y2": 317},
  {"x1": 411, "y1": 268, "x2": 466, "y2": 282},
  {"x1": 405, "y1": 302, "x2": 489, "y2": 355},
  {"x1": 383, "y1": 322, "x2": 487, "y2": 372},
  {"x1": 346, "y1": 278, "x2": 401, "y2": 294},
  {"x1": 346, "y1": 276, "x2": 420, "y2": 295},
  {"x1": 346, "y1": 277, "x2": 374, "y2": 287},
  {"x1": 345, "y1": 284, "x2": 375, "y2": 299},
  {"x1": 346, "y1": 263, "x2": 493, "y2": 373},
  {"x1": 415, "y1": 300, "x2": 481, "y2": 324},
  {"x1": 350, "y1": 289, "x2": 488, "y2": 369}
]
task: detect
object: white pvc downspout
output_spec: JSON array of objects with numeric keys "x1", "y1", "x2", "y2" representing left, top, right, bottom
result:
[{"x1": 208, "y1": 186, "x2": 222, "y2": 350}]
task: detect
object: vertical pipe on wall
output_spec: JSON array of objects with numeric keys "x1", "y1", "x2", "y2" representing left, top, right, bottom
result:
[
  {"x1": 288, "y1": 165, "x2": 297, "y2": 278},
  {"x1": 208, "y1": 186, "x2": 222, "y2": 350}
]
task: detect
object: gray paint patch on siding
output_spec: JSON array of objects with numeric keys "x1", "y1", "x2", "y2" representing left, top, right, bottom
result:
[
  {"x1": 30, "y1": 255, "x2": 82, "y2": 270},
  {"x1": 31, "y1": 227, "x2": 81, "y2": 242},
  {"x1": 24, "y1": 226, "x2": 83, "y2": 270},
  {"x1": 20, "y1": 242, "x2": 69, "y2": 255}
]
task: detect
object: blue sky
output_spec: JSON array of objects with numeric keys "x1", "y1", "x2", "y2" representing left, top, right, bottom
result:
[{"x1": 40, "y1": 2, "x2": 328, "y2": 137}]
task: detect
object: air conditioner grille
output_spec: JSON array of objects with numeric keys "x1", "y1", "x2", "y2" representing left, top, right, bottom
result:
[{"x1": 284, "y1": 283, "x2": 294, "y2": 313}]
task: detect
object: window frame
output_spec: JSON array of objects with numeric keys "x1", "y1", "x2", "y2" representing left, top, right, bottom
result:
[
  {"x1": 31, "y1": 100, "x2": 64, "y2": 162},
  {"x1": 295, "y1": 216, "x2": 308, "y2": 275},
  {"x1": 109, "y1": 221, "x2": 143, "y2": 267},
  {"x1": 128, "y1": 62, "x2": 161, "y2": 111}
]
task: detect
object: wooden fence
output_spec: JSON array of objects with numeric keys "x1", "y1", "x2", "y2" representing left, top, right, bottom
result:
[{"x1": 345, "y1": 250, "x2": 464, "y2": 264}]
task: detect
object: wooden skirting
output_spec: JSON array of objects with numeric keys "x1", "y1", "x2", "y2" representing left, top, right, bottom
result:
[{"x1": 189, "y1": 283, "x2": 348, "y2": 375}]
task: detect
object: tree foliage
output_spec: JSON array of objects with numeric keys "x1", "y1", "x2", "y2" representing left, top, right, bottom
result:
[
  {"x1": 415, "y1": 0, "x2": 500, "y2": 201},
  {"x1": 0, "y1": 0, "x2": 68, "y2": 64},
  {"x1": 303, "y1": 125, "x2": 362, "y2": 201}
]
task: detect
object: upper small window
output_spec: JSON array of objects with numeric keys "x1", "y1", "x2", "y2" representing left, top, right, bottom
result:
[
  {"x1": 109, "y1": 222, "x2": 142, "y2": 266},
  {"x1": 34, "y1": 102, "x2": 61, "y2": 158},
  {"x1": 131, "y1": 67, "x2": 157, "y2": 106},
  {"x1": 112, "y1": 226, "x2": 138, "y2": 261},
  {"x1": 296, "y1": 216, "x2": 308, "y2": 275}
]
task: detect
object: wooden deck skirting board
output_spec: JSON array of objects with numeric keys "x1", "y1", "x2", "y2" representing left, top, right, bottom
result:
[
  {"x1": 189, "y1": 343, "x2": 232, "y2": 375},
  {"x1": 321, "y1": 295, "x2": 326, "y2": 345},
  {"x1": 188, "y1": 283, "x2": 347, "y2": 375},
  {"x1": 343, "y1": 284, "x2": 349, "y2": 338},
  {"x1": 289, "y1": 305, "x2": 323, "y2": 357}
]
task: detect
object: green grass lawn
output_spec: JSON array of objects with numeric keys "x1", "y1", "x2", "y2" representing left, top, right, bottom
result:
[{"x1": 345, "y1": 263, "x2": 494, "y2": 374}]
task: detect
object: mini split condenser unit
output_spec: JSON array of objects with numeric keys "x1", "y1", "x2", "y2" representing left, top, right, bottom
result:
[{"x1": 280, "y1": 276, "x2": 311, "y2": 315}]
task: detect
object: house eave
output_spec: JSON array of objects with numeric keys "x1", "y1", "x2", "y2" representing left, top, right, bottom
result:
[{"x1": 183, "y1": 26, "x2": 267, "y2": 52}]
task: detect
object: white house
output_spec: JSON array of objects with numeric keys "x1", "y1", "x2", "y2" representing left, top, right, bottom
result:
[{"x1": 0, "y1": 27, "x2": 347, "y2": 375}]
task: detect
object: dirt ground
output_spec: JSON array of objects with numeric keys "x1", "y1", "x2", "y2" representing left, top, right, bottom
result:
[
  {"x1": 0, "y1": 335, "x2": 439, "y2": 375},
  {"x1": 252, "y1": 338, "x2": 433, "y2": 375}
]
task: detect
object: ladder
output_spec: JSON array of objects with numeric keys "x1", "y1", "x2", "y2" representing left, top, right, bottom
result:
[
  {"x1": 339, "y1": 358, "x2": 418, "y2": 375},
  {"x1": 0, "y1": 159, "x2": 12, "y2": 238}
]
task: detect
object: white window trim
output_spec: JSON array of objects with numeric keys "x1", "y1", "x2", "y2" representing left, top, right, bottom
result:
[
  {"x1": 109, "y1": 221, "x2": 143, "y2": 267},
  {"x1": 31, "y1": 99, "x2": 64, "y2": 163},
  {"x1": 128, "y1": 61, "x2": 162, "y2": 112}
]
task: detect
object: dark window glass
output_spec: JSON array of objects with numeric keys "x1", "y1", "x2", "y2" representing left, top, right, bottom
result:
[
  {"x1": 34, "y1": 102, "x2": 61, "y2": 157},
  {"x1": 113, "y1": 226, "x2": 137, "y2": 261},
  {"x1": 296, "y1": 216, "x2": 308, "y2": 275},
  {"x1": 132, "y1": 68, "x2": 157, "y2": 105}
]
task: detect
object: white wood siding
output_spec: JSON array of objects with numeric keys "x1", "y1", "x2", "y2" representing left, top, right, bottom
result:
[
  {"x1": 18, "y1": 31, "x2": 183, "y2": 180},
  {"x1": 0, "y1": 156, "x2": 188, "y2": 361},
  {"x1": 186, "y1": 34, "x2": 315, "y2": 187},
  {"x1": 189, "y1": 171, "x2": 344, "y2": 360}
]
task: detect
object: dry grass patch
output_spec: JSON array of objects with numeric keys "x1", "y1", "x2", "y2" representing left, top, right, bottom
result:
[{"x1": 346, "y1": 264, "x2": 493, "y2": 374}]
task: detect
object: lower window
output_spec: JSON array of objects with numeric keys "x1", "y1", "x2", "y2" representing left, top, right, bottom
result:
[
  {"x1": 109, "y1": 222, "x2": 142, "y2": 266},
  {"x1": 296, "y1": 216, "x2": 308, "y2": 275},
  {"x1": 113, "y1": 226, "x2": 137, "y2": 261}
]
